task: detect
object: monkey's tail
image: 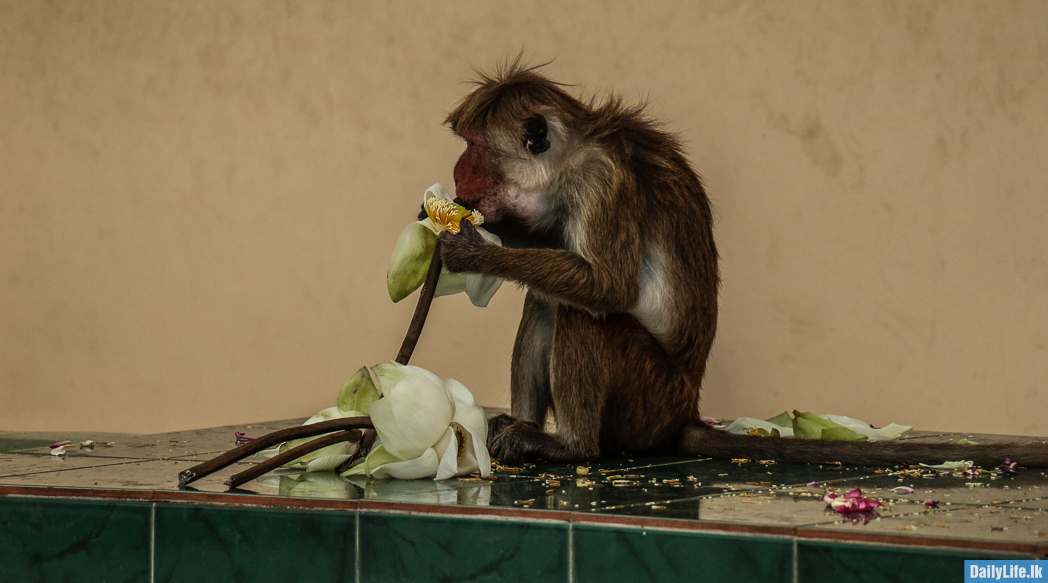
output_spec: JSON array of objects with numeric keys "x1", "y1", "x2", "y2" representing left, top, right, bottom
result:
[{"x1": 678, "y1": 422, "x2": 1048, "y2": 468}]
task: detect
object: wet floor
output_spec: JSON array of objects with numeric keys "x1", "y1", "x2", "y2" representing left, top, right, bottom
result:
[{"x1": 2, "y1": 419, "x2": 1047, "y2": 549}]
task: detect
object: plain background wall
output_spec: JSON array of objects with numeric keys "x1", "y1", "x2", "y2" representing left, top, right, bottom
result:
[{"x1": 2, "y1": 1, "x2": 1046, "y2": 436}]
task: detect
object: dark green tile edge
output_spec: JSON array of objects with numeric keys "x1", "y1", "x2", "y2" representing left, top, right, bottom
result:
[
  {"x1": 797, "y1": 539, "x2": 1039, "y2": 583},
  {"x1": 359, "y1": 513, "x2": 569, "y2": 583},
  {"x1": 573, "y1": 524, "x2": 793, "y2": 583},
  {"x1": 0, "y1": 496, "x2": 151, "y2": 583},
  {"x1": 154, "y1": 504, "x2": 355, "y2": 583}
]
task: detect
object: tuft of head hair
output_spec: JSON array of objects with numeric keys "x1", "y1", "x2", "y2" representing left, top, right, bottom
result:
[{"x1": 445, "y1": 57, "x2": 589, "y2": 133}]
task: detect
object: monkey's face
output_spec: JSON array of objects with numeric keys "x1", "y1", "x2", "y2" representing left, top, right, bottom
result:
[{"x1": 452, "y1": 113, "x2": 568, "y2": 226}]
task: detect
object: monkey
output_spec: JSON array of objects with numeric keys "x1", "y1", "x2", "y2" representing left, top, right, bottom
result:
[{"x1": 434, "y1": 60, "x2": 1048, "y2": 468}]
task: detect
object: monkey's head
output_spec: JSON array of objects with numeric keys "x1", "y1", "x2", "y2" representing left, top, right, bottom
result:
[{"x1": 444, "y1": 64, "x2": 590, "y2": 227}]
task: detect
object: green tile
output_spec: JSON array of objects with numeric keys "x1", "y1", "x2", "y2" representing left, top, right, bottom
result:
[
  {"x1": 797, "y1": 540, "x2": 1037, "y2": 583},
  {"x1": 359, "y1": 513, "x2": 569, "y2": 582},
  {"x1": 0, "y1": 497, "x2": 151, "y2": 583},
  {"x1": 573, "y1": 525, "x2": 793, "y2": 583},
  {"x1": 154, "y1": 504, "x2": 354, "y2": 583}
]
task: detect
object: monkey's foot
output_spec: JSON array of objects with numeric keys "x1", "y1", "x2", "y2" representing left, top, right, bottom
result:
[{"x1": 487, "y1": 413, "x2": 589, "y2": 464}]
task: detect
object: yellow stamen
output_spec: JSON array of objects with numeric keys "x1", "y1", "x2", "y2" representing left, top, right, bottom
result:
[{"x1": 425, "y1": 198, "x2": 483, "y2": 233}]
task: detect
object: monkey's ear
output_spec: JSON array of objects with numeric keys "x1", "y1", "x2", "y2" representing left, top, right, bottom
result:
[{"x1": 522, "y1": 114, "x2": 551, "y2": 155}]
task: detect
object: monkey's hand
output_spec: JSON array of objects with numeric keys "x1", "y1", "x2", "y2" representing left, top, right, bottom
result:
[{"x1": 439, "y1": 218, "x2": 493, "y2": 273}]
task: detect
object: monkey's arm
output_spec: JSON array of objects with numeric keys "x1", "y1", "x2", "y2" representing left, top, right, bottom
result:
[{"x1": 440, "y1": 217, "x2": 641, "y2": 314}]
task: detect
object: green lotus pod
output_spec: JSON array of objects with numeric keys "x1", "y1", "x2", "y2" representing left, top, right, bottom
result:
[
  {"x1": 387, "y1": 222, "x2": 437, "y2": 302},
  {"x1": 337, "y1": 366, "x2": 380, "y2": 415}
]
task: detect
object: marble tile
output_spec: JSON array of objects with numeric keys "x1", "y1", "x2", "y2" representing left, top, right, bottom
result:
[
  {"x1": 359, "y1": 513, "x2": 569, "y2": 582},
  {"x1": 600, "y1": 489, "x2": 914, "y2": 526},
  {"x1": 5, "y1": 419, "x2": 299, "y2": 461},
  {"x1": 573, "y1": 524, "x2": 793, "y2": 583},
  {"x1": 0, "y1": 497, "x2": 151, "y2": 583},
  {"x1": 0, "y1": 456, "x2": 277, "y2": 495},
  {"x1": 0, "y1": 453, "x2": 158, "y2": 479},
  {"x1": 778, "y1": 468, "x2": 1048, "y2": 508},
  {"x1": 806, "y1": 504, "x2": 1048, "y2": 545},
  {"x1": 155, "y1": 503, "x2": 355, "y2": 583},
  {"x1": 797, "y1": 539, "x2": 1037, "y2": 583}
]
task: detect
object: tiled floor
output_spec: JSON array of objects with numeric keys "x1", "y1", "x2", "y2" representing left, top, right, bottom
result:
[{"x1": 1, "y1": 419, "x2": 1045, "y2": 582}]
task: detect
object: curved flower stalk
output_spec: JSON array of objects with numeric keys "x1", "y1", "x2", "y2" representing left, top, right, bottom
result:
[
  {"x1": 342, "y1": 361, "x2": 490, "y2": 481},
  {"x1": 387, "y1": 183, "x2": 503, "y2": 307},
  {"x1": 256, "y1": 367, "x2": 380, "y2": 473}
]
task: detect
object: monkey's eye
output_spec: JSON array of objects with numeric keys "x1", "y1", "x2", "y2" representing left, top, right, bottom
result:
[{"x1": 522, "y1": 114, "x2": 551, "y2": 155}]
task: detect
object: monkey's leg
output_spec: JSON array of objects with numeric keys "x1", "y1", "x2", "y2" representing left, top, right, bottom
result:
[
  {"x1": 510, "y1": 292, "x2": 554, "y2": 426},
  {"x1": 487, "y1": 292, "x2": 555, "y2": 457},
  {"x1": 489, "y1": 306, "x2": 609, "y2": 463}
]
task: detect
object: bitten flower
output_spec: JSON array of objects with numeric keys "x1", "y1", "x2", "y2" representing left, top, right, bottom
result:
[
  {"x1": 342, "y1": 361, "x2": 490, "y2": 481},
  {"x1": 824, "y1": 488, "x2": 882, "y2": 513},
  {"x1": 387, "y1": 183, "x2": 503, "y2": 307}
]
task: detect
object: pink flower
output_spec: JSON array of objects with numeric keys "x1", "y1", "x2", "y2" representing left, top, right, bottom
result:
[
  {"x1": 234, "y1": 432, "x2": 259, "y2": 446},
  {"x1": 824, "y1": 488, "x2": 882, "y2": 513},
  {"x1": 924, "y1": 499, "x2": 939, "y2": 509}
]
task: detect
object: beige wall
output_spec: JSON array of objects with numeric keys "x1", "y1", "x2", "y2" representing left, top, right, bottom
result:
[{"x1": 2, "y1": 1, "x2": 1046, "y2": 436}]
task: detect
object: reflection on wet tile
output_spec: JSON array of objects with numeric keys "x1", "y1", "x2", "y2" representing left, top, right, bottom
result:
[
  {"x1": 808, "y1": 504, "x2": 1048, "y2": 545},
  {"x1": 0, "y1": 497, "x2": 150, "y2": 583},
  {"x1": 797, "y1": 540, "x2": 1036, "y2": 583},
  {"x1": 155, "y1": 504, "x2": 355, "y2": 583},
  {"x1": 358, "y1": 477, "x2": 488, "y2": 505},
  {"x1": 574, "y1": 524, "x2": 792, "y2": 583},
  {"x1": 359, "y1": 513, "x2": 569, "y2": 583}
]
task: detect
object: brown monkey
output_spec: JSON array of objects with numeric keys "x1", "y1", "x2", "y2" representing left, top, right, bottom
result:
[{"x1": 437, "y1": 61, "x2": 1048, "y2": 468}]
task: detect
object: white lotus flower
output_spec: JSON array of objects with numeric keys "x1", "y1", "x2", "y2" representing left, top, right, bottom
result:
[
  {"x1": 387, "y1": 183, "x2": 503, "y2": 307},
  {"x1": 343, "y1": 361, "x2": 490, "y2": 481}
]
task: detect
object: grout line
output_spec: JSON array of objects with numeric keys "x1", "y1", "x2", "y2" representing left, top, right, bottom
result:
[
  {"x1": 567, "y1": 519, "x2": 574, "y2": 583},
  {"x1": 792, "y1": 538, "x2": 798, "y2": 583},
  {"x1": 355, "y1": 510, "x2": 361, "y2": 583},
  {"x1": 150, "y1": 502, "x2": 156, "y2": 583}
]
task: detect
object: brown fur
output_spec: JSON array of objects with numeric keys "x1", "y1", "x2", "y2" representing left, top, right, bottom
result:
[{"x1": 438, "y1": 60, "x2": 1048, "y2": 468}]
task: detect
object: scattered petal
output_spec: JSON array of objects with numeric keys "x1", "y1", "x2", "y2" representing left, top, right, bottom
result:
[
  {"x1": 234, "y1": 432, "x2": 258, "y2": 446},
  {"x1": 891, "y1": 486, "x2": 915, "y2": 495},
  {"x1": 824, "y1": 488, "x2": 882, "y2": 513},
  {"x1": 919, "y1": 461, "x2": 973, "y2": 470}
]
